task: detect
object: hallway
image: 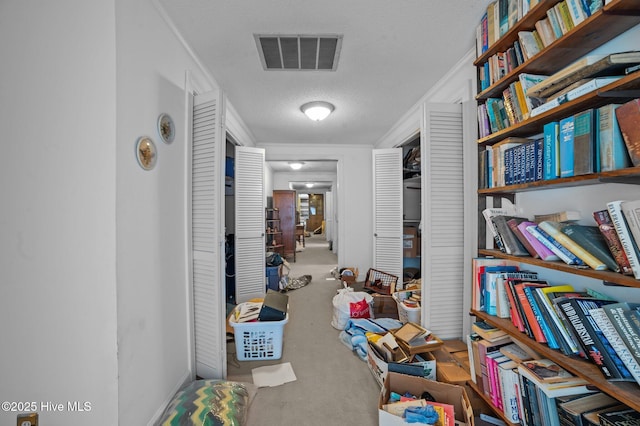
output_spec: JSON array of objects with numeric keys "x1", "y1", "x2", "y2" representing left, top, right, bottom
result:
[{"x1": 226, "y1": 234, "x2": 381, "y2": 425}]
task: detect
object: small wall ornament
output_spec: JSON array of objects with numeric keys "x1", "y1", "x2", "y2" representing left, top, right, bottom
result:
[
  {"x1": 136, "y1": 136, "x2": 157, "y2": 171},
  {"x1": 157, "y1": 113, "x2": 175, "y2": 144}
]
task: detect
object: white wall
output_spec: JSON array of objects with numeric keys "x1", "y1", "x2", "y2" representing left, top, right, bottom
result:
[
  {"x1": 261, "y1": 144, "x2": 372, "y2": 278},
  {"x1": 115, "y1": 0, "x2": 219, "y2": 424},
  {"x1": 0, "y1": 1, "x2": 119, "y2": 425}
]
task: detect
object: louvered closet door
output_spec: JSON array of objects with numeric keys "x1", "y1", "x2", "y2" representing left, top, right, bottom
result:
[
  {"x1": 191, "y1": 90, "x2": 226, "y2": 379},
  {"x1": 421, "y1": 103, "x2": 464, "y2": 339},
  {"x1": 372, "y1": 149, "x2": 403, "y2": 283},
  {"x1": 234, "y1": 146, "x2": 265, "y2": 303}
]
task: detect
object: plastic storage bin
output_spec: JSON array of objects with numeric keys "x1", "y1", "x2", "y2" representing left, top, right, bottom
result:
[
  {"x1": 229, "y1": 314, "x2": 289, "y2": 360},
  {"x1": 393, "y1": 290, "x2": 421, "y2": 324}
]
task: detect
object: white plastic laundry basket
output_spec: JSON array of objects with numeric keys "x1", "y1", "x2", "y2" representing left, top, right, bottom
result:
[{"x1": 229, "y1": 314, "x2": 289, "y2": 361}]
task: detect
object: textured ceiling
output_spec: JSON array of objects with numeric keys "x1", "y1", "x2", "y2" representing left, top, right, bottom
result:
[{"x1": 159, "y1": 0, "x2": 490, "y2": 145}]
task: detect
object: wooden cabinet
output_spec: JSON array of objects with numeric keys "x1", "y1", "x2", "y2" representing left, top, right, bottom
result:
[
  {"x1": 472, "y1": 1, "x2": 640, "y2": 423},
  {"x1": 273, "y1": 190, "x2": 296, "y2": 261}
]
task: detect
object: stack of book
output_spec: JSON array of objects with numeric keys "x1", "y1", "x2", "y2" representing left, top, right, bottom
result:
[
  {"x1": 482, "y1": 199, "x2": 640, "y2": 280},
  {"x1": 479, "y1": 96, "x2": 640, "y2": 189}
]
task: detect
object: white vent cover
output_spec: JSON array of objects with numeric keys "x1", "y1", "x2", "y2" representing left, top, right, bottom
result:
[{"x1": 255, "y1": 34, "x2": 342, "y2": 71}]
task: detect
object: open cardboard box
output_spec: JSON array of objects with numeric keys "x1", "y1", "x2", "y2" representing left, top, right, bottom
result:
[
  {"x1": 367, "y1": 341, "x2": 436, "y2": 387},
  {"x1": 379, "y1": 372, "x2": 474, "y2": 426}
]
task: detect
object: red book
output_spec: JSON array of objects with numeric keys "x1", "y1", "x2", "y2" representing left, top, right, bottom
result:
[
  {"x1": 514, "y1": 282, "x2": 549, "y2": 343},
  {"x1": 615, "y1": 98, "x2": 640, "y2": 167},
  {"x1": 593, "y1": 209, "x2": 633, "y2": 275}
]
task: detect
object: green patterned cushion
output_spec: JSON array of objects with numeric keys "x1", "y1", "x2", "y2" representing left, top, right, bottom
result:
[{"x1": 157, "y1": 380, "x2": 251, "y2": 426}]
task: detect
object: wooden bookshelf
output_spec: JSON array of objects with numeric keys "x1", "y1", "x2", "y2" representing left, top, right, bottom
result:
[
  {"x1": 472, "y1": 310, "x2": 640, "y2": 412},
  {"x1": 473, "y1": 0, "x2": 640, "y2": 422}
]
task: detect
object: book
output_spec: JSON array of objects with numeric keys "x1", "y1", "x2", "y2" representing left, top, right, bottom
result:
[
  {"x1": 517, "y1": 220, "x2": 560, "y2": 260},
  {"x1": 517, "y1": 362, "x2": 592, "y2": 398},
  {"x1": 485, "y1": 265, "x2": 520, "y2": 315},
  {"x1": 543, "y1": 121, "x2": 560, "y2": 180},
  {"x1": 602, "y1": 303, "x2": 640, "y2": 371},
  {"x1": 573, "y1": 108, "x2": 597, "y2": 175},
  {"x1": 497, "y1": 358, "x2": 520, "y2": 423},
  {"x1": 546, "y1": 7, "x2": 564, "y2": 40},
  {"x1": 514, "y1": 281, "x2": 549, "y2": 343},
  {"x1": 507, "y1": 217, "x2": 540, "y2": 258},
  {"x1": 477, "y1": 337, "x2": 513, "y2": 395},
  {"x1": 472, "y1": 257, "x2": 520, "y2": 311},
  {"x1": 537, "y1": 285, "x2": 584, "y2": 356},
  {"x1": 527, "y1": 285, "x2": 564, "y2": 350},
  {"x1": 534, "y1": 210, "x2": 581, "y2": 223},
  {"x1": 530, "y1": 76, "x2": 623, "y2": 117},
  {"x1": 598, "y1": 104, "x2": 631, "y2": 172},
  {"x1": 593, "y1": 209, "x2": 634, "y2": 275},
  {"x1": 538, "y1": 221, "x2": 607, "y2": 270},
  {"x1": 525, "y1": 223, "x2": 585, "y2": 266},
  {"x1": 473, "y1": 320, "x2": 509, "y2": 342},
  {"x1": 583, "y1": 404, "x2": 629, "y2": 426},
  {"x1": 520, "y1": 358, "x2": 582, "y2": 384},
  {"x1": 559, "y1": 115, "x2": 575, "y2": 177},
  {"x1": 482, "y1": 206, "x2": 517, "y2": 252},
  {"x1": 557, "y1": 392, "x2": 619, "y2": 426},
  {"x1": 599, "y1": 408, "x2": 640, "y2": 426},
  {"x1": 556, "y1": 297, "x2": 633, "y2": 381},
  {"x1": 615, "y1": 98, "x2": 640, "y2": 167},
  {"x1": 566, "y1": 0, "x2": 588, "y2": 26},
  {"x1": 556, "y1": 1, "x2": 575, "y2": 34},
  {"x1": 607, "y1": 200, "x2": 640, "y2": 279},
  {"x1": 496, "y1": 270, "x2": 539, "y2": 318},
  {"x1": 561, "y1": 223, "x2": 620, "y2": 272},
  {"x1": 534, "y1": 17, "x2": 556, "y2": 47},
  {"x1": 519, "y1": 73, "x2": 548, "y2": 112},
  {"x1": 491, "y1": 215, "x2": 531, "y2": 256},
  {"x1": 518, "y1": 31, "x2": 541, "y2": 60},
  {"x1": 589, "y1": 307, "x2": 640, "y2": 385},
  {"x1": 500, "y1": 342, "x2": 536, "y2": 363},
  {"x1": 621, "y1": 199, "x2": 640, "y2": 250},
  {"x1": 527, "y1": 51, "x2": 640, "y2": 99}
]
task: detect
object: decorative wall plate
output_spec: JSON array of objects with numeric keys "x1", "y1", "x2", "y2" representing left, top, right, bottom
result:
[
  {"x1": 157, "y1": 113, "x2": 175, "y2": 144},
  {"x1": 136, "y1": 136, "x2": 157, "y2": 170}
]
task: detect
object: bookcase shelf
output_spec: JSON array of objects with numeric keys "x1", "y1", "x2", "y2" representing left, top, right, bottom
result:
[
  {"x1": 473, "y1": 1, "x2": 640, "y2": 422},
  {"x1": 467, "y1": 380, "x2": 518, "y2": 426},
  {"x1": 477, "y1": 71, "x2": 640, "y2": 145},
  {"x1": 475, "y1": 0, "x2": 640, "y2": 101},
  {"x1": 471, "y1": 309, "x2": 640, "y2": 412},
  {"x1": 478, "y1": 248, "x2": 640, "y2": 288},
  {"x1": 478, "y1": 166, "x2": 640, "y2": 195}
]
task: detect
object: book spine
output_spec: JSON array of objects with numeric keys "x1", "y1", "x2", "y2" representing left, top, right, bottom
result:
[
  {"x1": 572, "y1": 108, "x2": 596, "y2": 176},
  {"x1": 538, "y1": 289, "x2": 581, "y2": 355},
  {"x1": 560, "y1": 116, "x2": 575, "y2": 177},
  {"x1": 543, "y1": 121, "x2": 559, "y2": 180},
  {"x1": 604, "y1": 305, "x2": 640, "y2": 367},
  {"x1": 590, "y1": 307, "x2": 640, "y2": 385},
  {"x1": 508, "y1": 219, "x2": 540, "y2": 258},
  {"x1": 527, "y1": 224, "x2": 584, "y2": 265},
  {"x1": 518, "y1": 285, "x2": 548, "y2": 343},
  {"x1": 558, "y1": 299, "x2": 625, "y2": 380},
  {"x1": 562, "y1": 225, "x2": 620, "y2": 272},
  {"x1": 518, "y1": 374, "x2": 535, "y2": 426},
  {"x1": 598, "y1": 104, "x2": 631, "y2": 172},
  {"x1": 607, "y1": 201, "x2": 640, "y2": 279},
  {"x1": 538, "y1": 221, "x2": 606, "y2": 270},
  {"x1": 621, "y1": 201, "x2": 640, "y2": 251},
  {"x1": 525, "y1": 286, "x2": 557, "y2": 347},
  {"x1": 499, "y1": 365, "x2": 520, "y2": 423},
  {"x1": 593, "y1": 209, "x2": 634, "y2": 275},
  {"x1": 519, "y1": 221, "x2": 559, "y2": 260}
]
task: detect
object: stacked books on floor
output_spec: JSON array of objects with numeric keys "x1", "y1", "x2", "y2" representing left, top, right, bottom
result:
[
  {"x1": 479, "y1": 96, "x2": 640, "y2": 189},
  {"x1": 482, "y1": 201, "x2": 640, "y2": 280},
  {"x1": 468, "y1": 333, "x2": 640, "y2": 425}
]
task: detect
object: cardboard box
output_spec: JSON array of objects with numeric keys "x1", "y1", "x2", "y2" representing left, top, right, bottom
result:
[
  {"x1": 379, "y1": 372, "x2": 474, "y2": 426},
  {"x1": 368, "y1": 341, "x2": 436, "y2": 388},
  {"x1": 403, "y1": 227, "x2": 418, "y2": 258}
]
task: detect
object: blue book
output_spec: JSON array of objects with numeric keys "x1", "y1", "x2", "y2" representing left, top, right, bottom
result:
[
  {"x1": 559, "y1": 116, "x2": 575, "y2": 178},
  {"x1": 543, "y1": 121, "x2": 560, "y2": 180},
  {"x1": 524, "y1": 286, "x2": 560, "y2": 349},
  {"x1": 484, "y1": 265, "x2": 519, "y2": 315},
  {"x1": 535, "y1": 138, "x2": 544, "y2": 181},
  {"x1": 526, "y1": 224, "x2": 586, "y2": 266},
  {"x1": 573, "y1": 109, "x2": 597, "y2": 175},
  {"x1": 598, "y1": 104, "x2": 631, "y2": 172}
]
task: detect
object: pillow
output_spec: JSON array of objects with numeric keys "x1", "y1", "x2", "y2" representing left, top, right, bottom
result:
[{"x1": 157, "y1": 379, "x2": 256, "y2": 426}]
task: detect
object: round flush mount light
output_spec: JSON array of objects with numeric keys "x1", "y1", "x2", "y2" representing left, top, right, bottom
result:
[
  {"x1": 301, "y1": 101, "x2": 335, "y2": 121},
  {"x1": 289, "y1": 162, "x2": 304, "y2": 170}
]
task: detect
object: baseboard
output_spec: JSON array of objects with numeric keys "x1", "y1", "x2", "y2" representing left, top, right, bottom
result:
[{"x1": 146, "y1": 369, "x2": 193, "y2": 425}]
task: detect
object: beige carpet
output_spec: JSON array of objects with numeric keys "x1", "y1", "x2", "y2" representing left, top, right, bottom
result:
[{"x1": 226, "y1": 234, "x2": 381, "y2": 425}]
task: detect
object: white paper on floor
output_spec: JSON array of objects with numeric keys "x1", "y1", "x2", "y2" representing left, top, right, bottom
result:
[{"x1": 251, "y1": 362, "x2": 297, "y2": 387}]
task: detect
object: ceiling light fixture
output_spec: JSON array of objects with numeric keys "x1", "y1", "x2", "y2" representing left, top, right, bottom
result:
[
  {"x1": 305, "y1": 183, "x2": 314, "y2": 188},
  {"x1": 289, "y1": 162, "x2": 303, "y2": 170},
  {"x1": 301, "y1": 101, "x2": 334, "y2": 121}
]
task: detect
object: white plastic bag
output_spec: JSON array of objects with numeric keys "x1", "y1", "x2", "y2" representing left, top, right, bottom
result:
[{"x1": 331, "y1": 285, "x2": 374, "y2": 330}]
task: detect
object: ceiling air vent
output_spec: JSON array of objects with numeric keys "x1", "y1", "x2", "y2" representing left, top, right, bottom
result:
[{"x1": 255, "y1": 34, "x2": 342, "y2": 71}]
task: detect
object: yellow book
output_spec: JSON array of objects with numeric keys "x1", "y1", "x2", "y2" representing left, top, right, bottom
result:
[
  {"x1": 514, "y1": 80, "x2": 530, "y2": 120},
  {"x1": 538, "y1": 221, "x2": 607, "y2": 270},
  {"x1": 557, "y1": 1, "x2": 575, "y2": 33}
]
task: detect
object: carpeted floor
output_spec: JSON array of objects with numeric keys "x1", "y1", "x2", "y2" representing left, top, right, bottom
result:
[{"x1": 226, "y1": 234, "x2": 381, "y2": 425}]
